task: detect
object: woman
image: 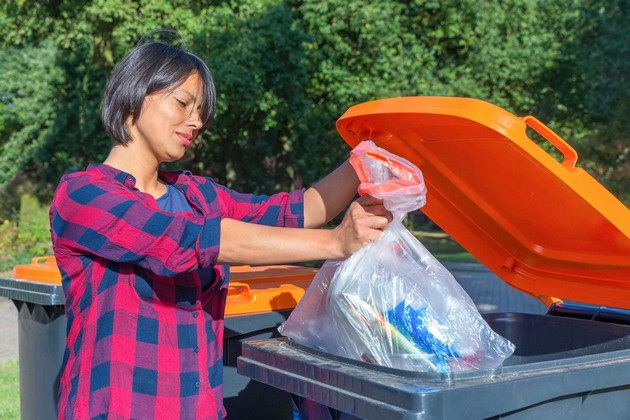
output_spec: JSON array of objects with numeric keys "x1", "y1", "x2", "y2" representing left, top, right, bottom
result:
[{"x1": 50, "y1": 40, "x2": 391, "y2": 419}]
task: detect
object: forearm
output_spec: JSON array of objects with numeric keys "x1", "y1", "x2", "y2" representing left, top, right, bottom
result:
[
  {"x1": 303, "y1": 160, "x2": 359, "y2": 228},
  {"x1": 217, "y1": 218, "x2": 343, "y2": 265}
]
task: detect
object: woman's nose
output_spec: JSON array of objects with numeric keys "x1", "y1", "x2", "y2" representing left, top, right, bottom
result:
[{"x1": 188, "y1": 110, "x2": 202, "y2": 129}]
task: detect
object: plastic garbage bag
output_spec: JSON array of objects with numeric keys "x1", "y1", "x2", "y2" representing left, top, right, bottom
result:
[{"x1": 279, "y1": 141, "x2": 515, "y2": 372}]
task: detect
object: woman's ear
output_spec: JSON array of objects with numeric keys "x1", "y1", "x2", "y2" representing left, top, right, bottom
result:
[{"x1": 122, "y1": 113, "x2": 137, "y2": 146}]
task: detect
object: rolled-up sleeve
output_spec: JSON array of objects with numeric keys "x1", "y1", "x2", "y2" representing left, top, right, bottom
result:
[
  {"x1": 206, "y1": 178, "x2": 305, "y2": 228},
  {"x1": 50, "y1": 175, "x2": 221, "y2": 277}
]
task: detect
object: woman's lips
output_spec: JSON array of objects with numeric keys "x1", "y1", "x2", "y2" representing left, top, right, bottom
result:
[{"x1": 176, "y1": 132, "x2": 192, "y2": 146}]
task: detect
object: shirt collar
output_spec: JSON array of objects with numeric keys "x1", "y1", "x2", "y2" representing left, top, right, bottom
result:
[{"x1": 86, "y1": 163, "x2": 192, "y2": 188}]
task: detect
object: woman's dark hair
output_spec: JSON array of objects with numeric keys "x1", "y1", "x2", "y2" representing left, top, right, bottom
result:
[{"x1": 102, "y1": 40, "x2": 216, "y2": 145}]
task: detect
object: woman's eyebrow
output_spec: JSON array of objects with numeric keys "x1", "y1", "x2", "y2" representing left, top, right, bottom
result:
[{"x1": 176, "y1": 88, "x2": 196, "y2": 101}]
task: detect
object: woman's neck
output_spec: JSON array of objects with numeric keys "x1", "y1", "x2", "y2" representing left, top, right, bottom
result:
[{"x1": 103, "y1": 144, "x2": 166, "y2": 198}]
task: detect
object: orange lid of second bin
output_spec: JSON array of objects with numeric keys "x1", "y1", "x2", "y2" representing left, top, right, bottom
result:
[
  {"x1": 12, "y1": 256, "x2": 62, "y2": 284},
  {"x1": 11, "y1": 258, "x2": 316, "y2": 313},
  {"x1": 337, "y1": 97, "x2": 630, "y2": 308},
  {"x1": 225, "y1": 265, "x2": 317, "y2": 316}
]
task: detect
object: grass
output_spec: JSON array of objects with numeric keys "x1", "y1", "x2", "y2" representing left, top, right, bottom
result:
[{"x1": 0, "y1": 359, "x2": 19, "y2": 419}]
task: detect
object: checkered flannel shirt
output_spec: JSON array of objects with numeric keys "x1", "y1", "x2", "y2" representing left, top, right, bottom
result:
[{"x1": 50, "y1": 163, "x2": 304, "y2": 419}]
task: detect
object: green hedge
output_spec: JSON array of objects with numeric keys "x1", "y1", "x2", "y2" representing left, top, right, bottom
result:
[{"x1": 0, "y1": 0, "x2": 627, "y2": 209}]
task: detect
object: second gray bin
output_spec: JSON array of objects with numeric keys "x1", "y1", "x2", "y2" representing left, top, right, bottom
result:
[
  {"x1": 238, "y1": 311, "x2": 630, "y2": 419},
  {"x1": 0, "y1": 277, "x2": 66, "y2": 420}
]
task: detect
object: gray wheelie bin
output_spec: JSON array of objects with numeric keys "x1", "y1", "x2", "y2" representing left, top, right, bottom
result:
[
  {"x1": 0, "y1": 260, "x2": 65, "y2": 420},
  {"x1": 237, "y1": 97, "x2": 630, "y2": 419}
]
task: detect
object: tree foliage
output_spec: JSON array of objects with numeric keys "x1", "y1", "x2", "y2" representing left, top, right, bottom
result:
[{"x1": 0, "y1": 0, "x2": 628, "y2": 210}]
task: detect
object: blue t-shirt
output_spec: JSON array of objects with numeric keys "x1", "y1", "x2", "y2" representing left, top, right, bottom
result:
[
  {"x1": 156, "y1": 183, "x2": 194, "y2": 214},
  {"x1": 156, "y1": 183, "x2": 214, "y2": 289}
]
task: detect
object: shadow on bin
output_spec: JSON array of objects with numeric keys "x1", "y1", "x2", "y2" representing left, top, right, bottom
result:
[{"x1": 223, "y1": 310, "x2": 290, "y2": 419}]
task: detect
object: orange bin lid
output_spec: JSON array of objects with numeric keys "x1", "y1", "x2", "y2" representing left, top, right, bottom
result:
[
  {"x1": 12, "y1": 256, "x2": 61, "y2": 284},
  {"x1": 12, "y1": 257, "x2": 316, "y2": 314},
  {"x1": 225, "y1": 265, "x2": 317, "y2": 316},
  {"x1": 337, "y1": 97, "x2": 630, "y2": 309}
]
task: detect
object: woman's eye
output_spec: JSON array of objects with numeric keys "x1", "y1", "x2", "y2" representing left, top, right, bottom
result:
[{"x1": 175, "y1": 99, "x2": 187, "y2": 107}]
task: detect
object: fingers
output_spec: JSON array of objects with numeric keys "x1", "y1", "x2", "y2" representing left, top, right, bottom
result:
[
  {"x1": 356, "y1": 195, "x2": 384, "y2": 206},
  {"x1": 358, "y1": 214, "x2": 390, "y2": 248},
  {"x1": 361, "y1": 229, "x2": 383, "y2": 246},
  {"x1": 334, "y1": 196, "x2": 395, "y2": 256},
  {"x1": 353, "y1": 199, "x2": 393, "y2": 223},
  {"x1": 361, "y1": 204, "x2": 393, "y2": 222},
  {"x1": 349, "y1": 198, "x2": 393, "y2": 228},
  {"x1": 356, "y1": 196, "x2": 392, "y2": 218},
  {"x1": 365, "y1": 215, "x2": 390, "y2": 230}
]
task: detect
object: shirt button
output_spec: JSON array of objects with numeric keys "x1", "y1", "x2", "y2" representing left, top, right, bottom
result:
[
  {"x1": 193, "y1": 346, "x2": 199, "y2": 353},
  {"x1": 192, "y1": 311, "x2": 198, "y2": 318},
  {"x1": 195, "y1": 381, "x2": 200, "y2": 388}
]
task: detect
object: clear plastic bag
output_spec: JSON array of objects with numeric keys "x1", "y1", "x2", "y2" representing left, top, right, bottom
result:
[{"x1": 279, "y1": 141, "x2": 515, "y2": 372}]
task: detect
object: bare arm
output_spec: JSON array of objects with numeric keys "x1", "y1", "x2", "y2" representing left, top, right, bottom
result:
[
  {"x1": 303, "y1": 160, "x2": 359, "y2": 228},
  {"x1": 217, "y1": 196, "x2": 390, "y2": 265},
  {"x1": 218, "y1": 220, "x2": 340, "y2": 265}
]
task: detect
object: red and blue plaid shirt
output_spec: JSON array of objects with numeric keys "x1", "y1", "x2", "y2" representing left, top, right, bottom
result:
[{"x1": 49, "y1": 163, "x2": 304, "y2": 419}]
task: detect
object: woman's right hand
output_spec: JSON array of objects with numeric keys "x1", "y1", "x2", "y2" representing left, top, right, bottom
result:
[
  {"x1": 331, "y1": 195, "x2": 393, "y2": 259},
  {"x1": 217, "y1": 195, "x2": 393, "y2": 266}
]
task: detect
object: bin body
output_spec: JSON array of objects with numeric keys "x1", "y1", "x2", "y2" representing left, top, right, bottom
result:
[
  {"x1": 238, "y1": 312, "x2": 630, "y2": 419},
  {"x1": 16, "y1": 302, "x2": 66, "y2": 419},
  {"x1": 0, "y1": 278, "x2": 65, "y2": 420}
]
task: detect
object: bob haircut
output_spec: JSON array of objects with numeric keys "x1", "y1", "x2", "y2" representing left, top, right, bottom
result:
[{"x1": 102, "y1": 41, "x2": 216, "y2": 145}]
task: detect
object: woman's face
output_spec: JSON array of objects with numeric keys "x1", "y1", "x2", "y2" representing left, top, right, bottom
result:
[{"x1": 128, "y1": 71, "x2": 204, "y2": 163}]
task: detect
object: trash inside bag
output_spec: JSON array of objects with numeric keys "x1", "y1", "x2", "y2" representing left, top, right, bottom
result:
[{"x1": 279, "y1": 141, "x2": 515, "y2": 372}]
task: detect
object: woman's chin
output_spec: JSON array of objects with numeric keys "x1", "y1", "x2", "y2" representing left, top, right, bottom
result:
[{"x1": 162, "y1": 149, "x2": 187, "y2": 163}]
